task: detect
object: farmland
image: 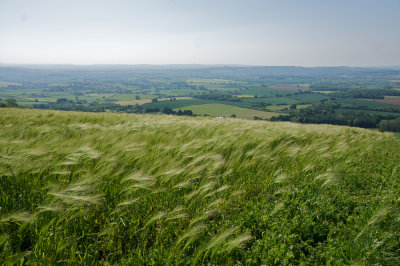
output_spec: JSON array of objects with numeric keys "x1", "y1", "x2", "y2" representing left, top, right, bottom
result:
[
  {"x1": 363, "y1": 96, "x2": 400, "y2": 106},
  {"x1": 268, "y1": 84, "x2": 309, "y2": 91},
  {"x1": 1, "y1": 65, "x2": 400, "y2": 132},
  {"x1": 1, "y1": 108, "x2": 400, "y2": 264}
]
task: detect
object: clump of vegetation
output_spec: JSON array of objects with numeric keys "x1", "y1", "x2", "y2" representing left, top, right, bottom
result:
[
  {"x1": 1, "y1": 108, "x2": 400, "y2": 264},
  {"x1": 0, "y1": 98, "x2": 19, "y2": 108},
  {"x1": 380, "y1": 117, "x2": 400, "y2": 132}
]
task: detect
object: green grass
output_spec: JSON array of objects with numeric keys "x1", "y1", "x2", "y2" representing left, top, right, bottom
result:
[
  {"x1": 1, "y1": 108, "x2": 400, "y2": 264},
  {"x1": 178, "y1": 103, "x2": 279, "y2": 119}
]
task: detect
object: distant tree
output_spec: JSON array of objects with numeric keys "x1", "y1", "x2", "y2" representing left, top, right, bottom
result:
[
  {"x1": 56, "y1": 98, "x2": 69, "y2": 103},
  {"x1": 162, "y1": 107, "x2": 174, "y2": 114},
  {"x1": 183, "y1": 110, "x2": 193, "y2": 116},
  {"x1": 380, "y1": 118, "x2": 400, "y2": 132},
  {"x1": 136, "y1": 95, "x2": 140, "y2": 100},
  {"x1": 151, "y1": 98, "x2": 158, "y2": 103},
  {"x1": 231, "y1": 114, "x2": 237, "y2": 118},
  {"x1": 290, "y1": 104, "x2": 297, "y2": 110},
  {"x1": 6, "y1": 98, "x2": 18, "y2": 107},
  {"x1": 145, "y1": 108, "x2": 160, "y2": 113}
]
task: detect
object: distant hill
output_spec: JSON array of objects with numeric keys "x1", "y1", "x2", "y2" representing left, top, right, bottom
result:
[
  {"x1": 1, "y1": 108, "x2": 400, "y2": 264},
  {"x1": 1, "y1": 64, "x2": 399, "y2": 82}
]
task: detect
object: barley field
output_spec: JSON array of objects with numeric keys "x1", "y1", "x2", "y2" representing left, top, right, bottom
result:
[{"x1": 1, "y1": 108, "x2": 400, "y2": 264}]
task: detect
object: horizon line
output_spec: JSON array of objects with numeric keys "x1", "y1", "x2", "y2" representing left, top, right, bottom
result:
[{"x1": 0, "y1": 63, "x2": 399, "y2": 69}]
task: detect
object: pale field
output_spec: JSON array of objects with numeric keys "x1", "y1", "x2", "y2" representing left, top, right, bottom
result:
[
  {"x1": 313, "y1": 91, "x2": 338, "y2": 94},
  {"x1": 233, "y1": 95, "x2": 254, "y2": 98},
  {"x1": 266, "y1": 104, "x2": 311, "y2": 111},
  {"x1": 0, "y1": 81, "x2": 22, "y2": 86}
]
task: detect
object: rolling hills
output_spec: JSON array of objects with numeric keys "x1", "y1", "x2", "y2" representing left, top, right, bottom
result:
[{"x1": 1, "y1": 108, "x2": 400, "y2": 264}]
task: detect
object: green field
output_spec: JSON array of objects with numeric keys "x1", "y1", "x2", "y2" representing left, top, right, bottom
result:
[
  {"x1": 339, "y1": 98, "x2": 392, "y2": 107},
  {"x1": 111, "y1": 94, "x2": 143, "y2": 101},
  {"x1": 266, "y1": 104, "x2": 311, "y2": 111},
  {"x1": 1, "y1": 108, "x2": 400, "y2": 264},
  {"x1": 242, "y1": 97, "x2": 299, "y2": 105},
  {"x1": 240, "y1": 87, "x2": 283, "y2": 97},
  {"x1": 178, "y1": 103, "x2": 292, "y2": 119},
  {"x1": 289, "y1": 93, "x2": 330, "y2": 103}
]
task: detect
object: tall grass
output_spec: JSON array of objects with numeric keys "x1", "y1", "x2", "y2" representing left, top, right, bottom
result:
[{"x1": 1, "y1": 108, "x2": 400, "y2": 264}]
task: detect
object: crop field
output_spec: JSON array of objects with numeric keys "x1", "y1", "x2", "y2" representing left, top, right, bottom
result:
[
  {"x1": 233, "y1": 94, "x2": 254, "y2": 98},
  {"x1": 115, "y1": 99, "x2": 154, "y2": 105},
  {"x1": 242, "y1": 97, "x2": 299, "y2": 105},
  {"x1": 340, "y1": 98, "x2": 392, "y2": 107},
  {"x1": 239, "y1": 87, "x2": 282, "y2": 97},
  {"x1": 269, "y1": 85, "x2": 309, "y2": 91},
  {"x1": 110, "y1": 94, "x2": 143, "y2": 101},
  {"x1": 177, "y1": 103, "x2": 279, "y2": 119},
  {"x1": 363, "y1": 96, "x2": 400, "y2": 106},
  {"x1": 87, "y1": 93, "x2": 115, "y2": 98},
  {"x1": 1, "y1": 108, "x2": 400, "y2": 264},
  {"x1": 186, "y1": 78, "x2": 246, "y2": 85},
  {"x1": 289, "y1": 93, "x2": 330, "y2": 103},
  {"x1": 0, "y1": 82, "x2": 22, "y2": 86},
  {"x1": 157, "y1": 88, "x2": 200, "y2": 96},
  {"x1": 312, "y1": 90, "x2": 338, "y2": 94},
  {"x1": 266, "y1": 104, "x2": 311, "y2": 111}
]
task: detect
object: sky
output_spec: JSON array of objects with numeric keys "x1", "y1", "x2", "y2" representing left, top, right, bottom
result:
[{"x1": 0, "y1": 0, "x2": 399, "y2": 66}]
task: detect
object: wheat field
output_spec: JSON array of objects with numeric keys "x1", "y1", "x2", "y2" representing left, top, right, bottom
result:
[{"x1": 1, "y1": 108, "x2": 400, "y2": 264}]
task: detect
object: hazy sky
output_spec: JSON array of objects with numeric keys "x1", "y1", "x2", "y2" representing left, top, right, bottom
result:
[{"x1": 0, "y1": 0, "x2": 399, "y2": 66}]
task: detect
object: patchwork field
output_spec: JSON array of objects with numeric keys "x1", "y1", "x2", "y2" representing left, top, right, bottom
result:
[
  {"x1": 269, "y1": 85, "x2": 309, "y2": 91},
  {"x1": 266, "y1": 104, "x2": 311, "y2": 111},
  {"x1": 363, "y1": 96, "x2": 400, "y2": 106}
]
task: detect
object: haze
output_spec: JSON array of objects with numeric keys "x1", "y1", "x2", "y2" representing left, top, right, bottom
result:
[{"x1": 0, "y1": 0, "x2": 399, "y2": 66}]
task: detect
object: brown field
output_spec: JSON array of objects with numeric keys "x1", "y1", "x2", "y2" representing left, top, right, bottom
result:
[
  {"x1": 116, "y1": 97, "x2": 193, "y2": 106},
  {"x1": 269, "y1": 85, "x2": 309, "y2": 91},
  {"x1": 364, "y1": 96, "x2": 400, "y2": 106}
]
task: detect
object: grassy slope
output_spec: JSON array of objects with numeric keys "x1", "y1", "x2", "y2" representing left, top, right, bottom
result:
[{"x1": 1, "y1": 108, "x2": 400, "y2": 264}]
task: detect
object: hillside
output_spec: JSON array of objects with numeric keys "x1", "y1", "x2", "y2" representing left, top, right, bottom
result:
[{"x1": 1, "y1": 108, "x2": 400, "y2": 264}]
